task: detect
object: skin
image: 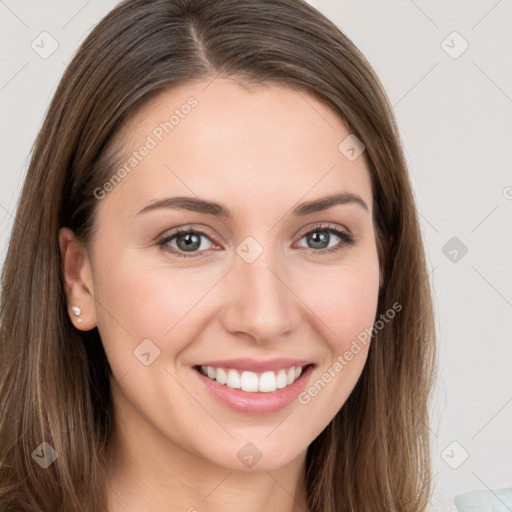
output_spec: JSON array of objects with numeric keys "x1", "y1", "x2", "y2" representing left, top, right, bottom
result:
[{"x1": 60, "y1": 78, "x2": 381, "y2": 512}]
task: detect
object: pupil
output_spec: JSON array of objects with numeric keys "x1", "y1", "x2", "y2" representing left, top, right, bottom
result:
[
  {"x1": 178, "y1": 233, "x2": 200, "y2": 251},
  {"x1": 308, "y1": 231, "x2": 328, "y2": 249}
]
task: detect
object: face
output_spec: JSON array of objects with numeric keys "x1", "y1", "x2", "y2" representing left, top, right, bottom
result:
[{"x1": 63, "y1": 78, "x2": 380, "y2": 473}]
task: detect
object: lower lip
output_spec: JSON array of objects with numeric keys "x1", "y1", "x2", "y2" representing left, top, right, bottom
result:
[{"x1": 192, "y1": 365, "x2": 314, "y2": 415}]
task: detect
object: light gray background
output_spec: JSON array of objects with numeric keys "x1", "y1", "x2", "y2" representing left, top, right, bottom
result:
[{"x1": 1, "y1": 1, "x2": 511, "y2": 509}]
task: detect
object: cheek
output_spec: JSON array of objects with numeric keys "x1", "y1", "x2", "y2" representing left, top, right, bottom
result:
[
  {"x1": 302, "y1": 254, "x2": 380, "y2": 352},
  {"x1": 292, "y1": 257, "x2": 379, "y2": 424},
  {"x1": 91, "y1": 251, "x2": 222, "y2": 365}
]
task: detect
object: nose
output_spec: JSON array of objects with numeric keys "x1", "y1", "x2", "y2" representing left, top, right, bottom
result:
[{"x1": 220, "y1": 251, "x2": 300, "y2": 344}]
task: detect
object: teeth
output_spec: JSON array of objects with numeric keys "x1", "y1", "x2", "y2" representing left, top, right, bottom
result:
[
  {"x1": 241, "y1": 371, "x2": 259, "y2": 392},
  {"x1": 198, "y1": 364, "x2": 307, "y2": 392},
  {"x1": 226, "y1": 369, "x2": 241, "y2": 389},
  {"x1": 276, "y1": 369, "x2": 288, "y2": 389},
  {"x1": 259, "y1": 371, "x2": 276, "y2": 392},
  {"x1": 216, "y1": 367, "x2": 227, "y2": 385}
]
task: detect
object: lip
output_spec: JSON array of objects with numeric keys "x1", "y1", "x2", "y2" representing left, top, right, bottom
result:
[
  {"x1": 191, "y1": 362, "x2": 315, "y2": 415},
  {"x1": 193, "y1": 357, "x2": 312, "y2": 373}
]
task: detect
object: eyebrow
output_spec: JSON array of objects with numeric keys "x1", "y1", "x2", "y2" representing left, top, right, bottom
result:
[{"x1": 136, "y1": 192, "x2": 369, "y2": 218}]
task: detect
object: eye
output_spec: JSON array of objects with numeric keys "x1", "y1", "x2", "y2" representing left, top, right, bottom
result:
[
  {"x1": 295, "y1": 224, "x2": 355, "y2": 254},
  {"x1": 157, "y1": 228, "x2": 217, "y2": 258},
  {"x1": 157, "y1": 224, "x2": 356, "y2": 259}
]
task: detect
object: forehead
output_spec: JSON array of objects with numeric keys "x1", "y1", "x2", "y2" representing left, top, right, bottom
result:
[{"x1": 98, "y1": 78, "x2": 372, "y2": 219}]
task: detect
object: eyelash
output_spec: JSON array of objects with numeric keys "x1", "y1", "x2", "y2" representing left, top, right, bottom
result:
[{"x1": 156, "y1": 224, "x2": 356, "y2": 259}]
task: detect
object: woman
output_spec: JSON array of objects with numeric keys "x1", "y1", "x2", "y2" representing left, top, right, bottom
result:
[{"x1": 0, "y1": 0, "x2": 437, "y2": 510}]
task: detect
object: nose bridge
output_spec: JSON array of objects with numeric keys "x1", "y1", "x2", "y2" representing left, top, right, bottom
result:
[{"x1": 220, "y1": 244, "x2": 297, "y2": 342}]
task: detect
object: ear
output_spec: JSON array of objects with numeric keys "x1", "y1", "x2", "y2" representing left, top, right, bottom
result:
[{"x1": 59, "y1": 227, "x2": 97, "y2": 331}]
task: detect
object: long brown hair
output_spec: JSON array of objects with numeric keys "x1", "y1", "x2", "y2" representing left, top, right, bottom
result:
[{"x1": 0, "y1": 1, "x2": 437, "y2": 510}]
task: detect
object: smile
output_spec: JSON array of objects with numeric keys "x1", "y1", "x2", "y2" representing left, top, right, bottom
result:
[
  {"x1": 197, "y1": 364, "x2": 305, "y2": 393},
  {"x1": 192, "y1": 358, "x2": 315, "y2": 414}
]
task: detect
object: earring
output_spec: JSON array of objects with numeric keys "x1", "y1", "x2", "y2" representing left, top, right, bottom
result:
[{"x1": 71, "y1": 306, "x2": 82, "y2": 323}]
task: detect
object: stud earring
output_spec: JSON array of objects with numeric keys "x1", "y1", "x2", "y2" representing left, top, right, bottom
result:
[{"x1": 71, "y1": 306, "x2": 82, "y2": 323}]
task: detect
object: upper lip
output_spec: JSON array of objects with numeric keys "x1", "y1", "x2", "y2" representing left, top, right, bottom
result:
[{"x1": 194, "y1": 358, "x2": 313, "y2": 373}]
